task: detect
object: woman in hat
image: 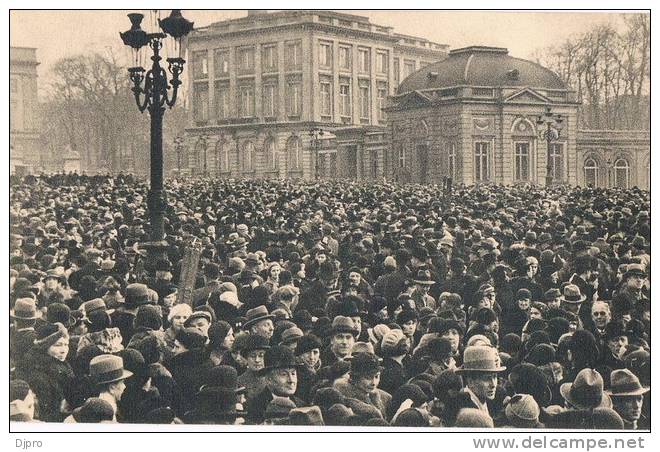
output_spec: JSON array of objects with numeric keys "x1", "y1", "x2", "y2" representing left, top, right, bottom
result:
[
  {"x1": 16, "y1": 323, "x2": 75, "y2": 422},
  {"x1": 162, "y1": 303, "x2": 192, "y2": 360},
  {"x1": 206, "y1": 320, "x2": 235, "y2": 366}
]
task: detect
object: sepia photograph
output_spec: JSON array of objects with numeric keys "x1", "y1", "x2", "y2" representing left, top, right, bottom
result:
[{"x1": 8, "y1": 5, "x2": 651, "y2": 438}]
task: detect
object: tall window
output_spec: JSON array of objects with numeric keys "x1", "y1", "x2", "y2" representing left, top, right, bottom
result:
[
  {"x1": 474, "y1": 141, "x2": 490, "y2": 182},
  {"x1": 320, "y1": 81, "x2": 332, "y2": 117},
  {"x1": 358, "y1": 48, "x2": 370, "y2": 74},
  {"x1": 193, "y1": 51, "x2": 208, "y2": 80},
  {"x1": 215, "y1": 84, "x2": 230, "y2": 120},
  {"x1": 262, "y1": 84, "x2": 277, "y2": 118},
  {"x1": 287, "y1": 137, "x2": 303, "y2": 172},
  {"x1": 193, "y1": 84, "x2": 209, "y2": 123},
  {"x1": 393, "y1": 58, "x2": 400, "y2": 85},
  {"x1": 448, "y1": 142, "x2": 457, "y2": 179},
  {"x1": 237, "y1": 47, "x2": 254, "y2": 74},
  {"x1": 261, "y1": 44, "x2": 277, "y2": 72},
  {"x1": 377, "y1": 82, "x2": 387, "y2": 122},
  {"x1": 216, "y1": 140, "x2": 229, "y2": 173},
  {"x1": 584, "y1": 158, "x2": 599, "y2": 187},
  {"x1": 614, "y1": 158, "x2": 630, "y2": 189},
  {"x1": 242, "y1": 141, "x2": 255, "y2": 172},
  {"x1": 339, "y1": 46, "x2": 351, "y2": 70},
  {"x1": 265, "y1": 139, "x2": 278, "y2": 171},
  {"x1": 238, "y1": 85, "x2": 255, "y2": 118},
  {"x1": 286, "y1": 81, "x2": 302, "y2": 116},
  {"x1": 214, "y1": 49, "x2": 229, "y2": 77},
  {"x1": 286, "y1": 41, "x2": 302, "y2": 70},
  {"x1": 359, "y1": 82, "x2": 370, "y2": 120},
  {"x1": 549, "y1": 143, "x2": 563, "y2": 182},
  {"x1": 514, "y1": 142, "x2": 530, "y2": 181},
  {"x1": 404, "y1": 60, "x2": 416, "y2": 77},
  {"x1": 319, "y1": 42, "x2": 332, "y2": 68},
  {"x1": 398, "y1": 144, "x2": 406, "y2": 168},
  {"x1": 339, "y1": 80, "x2": 351, "y2": 117},
  {"x1": 376, "y1": 51, "x2": 388, "y2": 74}
]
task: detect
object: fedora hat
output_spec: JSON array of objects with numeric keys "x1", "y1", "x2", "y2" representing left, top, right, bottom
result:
[
  {"x1": 505, "y1": 394, "x2": 541, "y2": 428},
  {"x1": 89, "y1": 354, "x2": 133, "y2": 385},
  {"x1": 331, "y1": 316, "x2": 360, "y2": 337},
  {"x1": 10, "y1": 298, "x2": 42, "y2": 320},
  {"x1": 606, "y1": 369, "x2": 649, "y2": 397},
  {"x1": 288, "y1": 406, "x2": 324, "y2": 426},
  {"x1": 456, "y1": 346, "x2": 506, "y2": 374},
  {"x1": 560, "y1": 368, "x2": 611, "y2": 410},
  {"x1": 413, "y1": 269, "x2": 435, "y2": 285},
  {"x1": 82, "y1": 298, "x2": 114, "y2": 317},
  {"x1": 243, "y1": 305, "x2": 275, "y2": 330},
  {"x1": 559, "y1": 284, "x2": 586, "y2": 304},
  {"x1": 125, "y1": 283, "x2": 152, "y2": 307}
]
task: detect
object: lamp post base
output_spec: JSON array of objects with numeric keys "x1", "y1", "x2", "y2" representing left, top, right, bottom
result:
[{"x1": 139, "y1": 240, "x2": 170, "y2": 275}]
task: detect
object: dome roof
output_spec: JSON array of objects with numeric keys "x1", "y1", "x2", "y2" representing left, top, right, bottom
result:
[{"x1": 397, "y1": 46, "x2": 567, "y2": 95}]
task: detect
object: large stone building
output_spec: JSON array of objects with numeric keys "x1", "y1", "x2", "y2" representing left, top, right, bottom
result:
[
  {"x1": 183, "y1": 10, "x2": 447, "y2": 179},
  {"x1": 10, "y1": 47, "x2": 41, "y2": 175},
  {"x1": 386, "y1": 45, "x2": 650, "y2": 189}
]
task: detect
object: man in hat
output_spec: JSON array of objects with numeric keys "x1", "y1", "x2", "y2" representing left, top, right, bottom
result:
[
  {"x1": 320, "y1": 316, "x2": 359, "y2": 366},
  {"x1": 410, "y1": 269, "x2": 437, "y2": 310},
  {"x1": 111, "y1": 283, "x2": 152, "y2": 346},
  {"x1": 612, "y1": 264, "x2": 648, "y2": 315},
  {"x1": 90, "y1": 354, "x2": 133, "y2": 421},
  {"x1": 559, "y1": 283, "x2": 586, "y2": 324},
  {"x1": 607, "y1": 369, "x2": 649, "y2": 430},
  {"x1": 456, "y1": 346, "x2": 506, "y2": 416},
  {"x1": 560, "y1": 368, "x2": 611, "y2": 412},
  {"x1": 38, "y1": 269, "x2": 71, "y2": 308},
  {"x1": 243, "y1": 306, "x2": 275, "y2": 342},
  {"x1": 237, "y1": 334, "x2": 271, "y2": 400},
  {"x1": 245, "y1": 345, "x2": 304, "y2": 425},
  {"x1": 334, "y1": 352, "x2": 391, "y2": 419},
  {"x1": 10, "y1": 298, "x2": 41, "y2": 367},
  {"x1": 378, "y1": 329, "x2": 410, "y2": 395}
]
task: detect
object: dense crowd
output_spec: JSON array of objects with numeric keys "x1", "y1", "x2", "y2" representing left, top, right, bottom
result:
[{"x1": 9, "y1": 174, "x2": 650, "y2": 429}]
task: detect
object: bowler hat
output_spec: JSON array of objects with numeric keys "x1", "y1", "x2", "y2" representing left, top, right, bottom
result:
[
  {"x1": 456, "y1": 346, "x2": 506, "y2": 374},
  {"x1": 606, "y1": 369, "x2": 649, "y2": 397},
  {"x1": 413, "y1": 269, "x2": 434, "y2": 285},
  {"x1": 10, "y1": 298, "x2": 42, "y2": 320},
  {"x1": 202, "y1": 365, "x2": 246, "y2": 394},
  {"x1": 560, "y1": 368, "x2": 611, "y2": 410},
  {"x1": 559, "y1": 284, "x2": 586, "y2": 304},
  {"x1": 258, "y1": 345, "x2": 300, "y2": 375},
  {"x1": 89, "y1": 354, "x2": 133, "y2": 385},
  {"x1": 243, "y1": 305, "x2": 275, "y2": 330}
]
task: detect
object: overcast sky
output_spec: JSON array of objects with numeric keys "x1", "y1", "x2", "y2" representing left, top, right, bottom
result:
[{"x1": 10, "y1": 9, "x2": 638, "y2": 95}]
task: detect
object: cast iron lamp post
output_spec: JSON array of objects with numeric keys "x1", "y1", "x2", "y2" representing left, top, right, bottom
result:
[
  {"x1": 309, "y1": 127, "x2": 324, "y2": 180},
  {"x1": 536, "y1": 106, "x2": 564, "y2": 187},
  {"x1": 120, "y1": 10, "x2": 193, "y2": 269}
]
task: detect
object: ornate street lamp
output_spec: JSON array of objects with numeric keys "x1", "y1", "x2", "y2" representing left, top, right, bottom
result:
[
  {"x1": 120, "y1": 10, "x2": 193, "y2": 270},
  {"x1": 309, "y1": 127, "x2": 324, "y2": 180},
  {"x1": 536, "y1": 107, "x2": 563, "y2": 187}
]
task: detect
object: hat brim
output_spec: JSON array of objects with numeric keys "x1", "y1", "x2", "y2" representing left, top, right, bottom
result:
[
  {"x1": 560, "y1": 295, "x2": 586, "y2": 304},
  {"x1": 331, "y1": 327, "x2": 360, "y2": 337},
  {"x1": 10, "y1": 310, "x2": 42, "y2": 320},
  {"x1": 560, "y1": 383, "x2": 612, "y2": 410},
  {"x1": 243, "y1": 314, "x2": 275, "y2": 330},
  {"x1": 96, "y1": 369, "x2": 134, "y2": 385},
  {"x1": 606, "y1": 387, "x2": 650, "y2": 397},
  {"x1": 256, "y1": 363, "x2": 303, "y2": 377},
  {"x1": 456, "y1": 365, "x2": 507, "y2": 374},
  {"x1": 413, "y1": 280, "x2": 434, "y2": 285}
]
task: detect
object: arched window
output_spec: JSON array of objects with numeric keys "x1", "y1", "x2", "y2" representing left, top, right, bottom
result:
[
  {"x1": 242, "y1": 141, "x2": 254, "y2": 172},
  {"x1": 614, "y1": 158, "x2": 630, "y2": 189},
  {"x1": 287, "y1": 137, "x2": 303, "y2": 173},
  {"x1": 265, "y1": 138, "x2": 278, "y2": 171},
  {"x1": 216, "y1": 140, "x2": 229, "y2": 173},
  {"x1": 584, "y1": 157, "x2": 599, "y2": 188}
]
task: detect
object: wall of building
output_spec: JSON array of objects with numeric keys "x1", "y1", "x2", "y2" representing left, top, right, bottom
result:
[{"x1": 10, "y1": 47, "x2": 41, "y2": 174}]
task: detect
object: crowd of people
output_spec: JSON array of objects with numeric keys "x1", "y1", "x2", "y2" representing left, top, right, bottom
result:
[{"x1": 9, "y1": 174, "x2": 650, "y2": 429}]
